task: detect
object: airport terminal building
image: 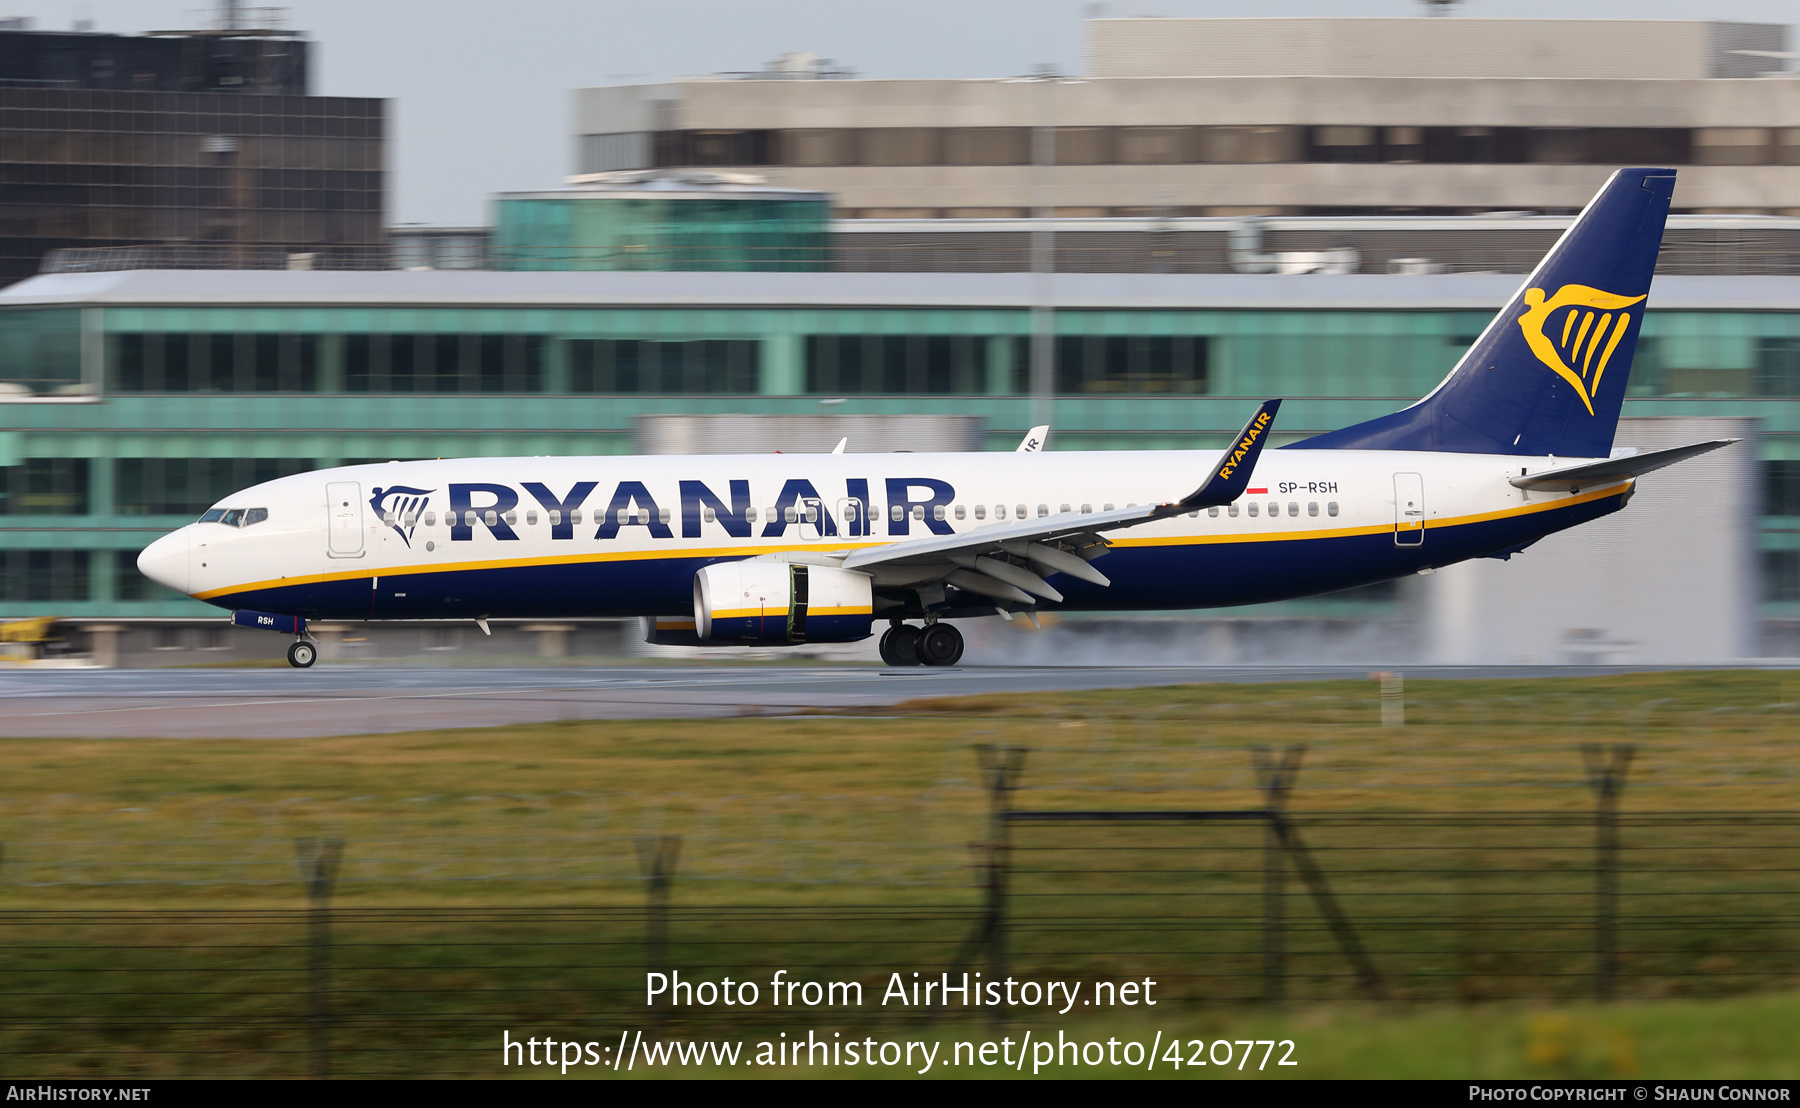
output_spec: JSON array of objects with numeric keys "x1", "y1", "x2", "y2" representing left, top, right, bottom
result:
[
  {"x1": 2, "y1": 14, "x2": 1798, "y2": 664},
  {"x1": 574, "y1": 18, "x2": 1800, "y2": 218},
  {"x1": 1, "y1": 264, "x2": 1796, "y2": 660}
]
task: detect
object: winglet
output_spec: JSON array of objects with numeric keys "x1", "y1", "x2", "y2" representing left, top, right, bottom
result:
[
  {"x1": 831, "y1": 437, "x2": 847, "y2": 455},
  {"x1": 1179, "y1": 400, "x2": 1281, "y2": 509},
  {"x1": 1016, "y1": 425, "x2": 1049, "y2": 453}
]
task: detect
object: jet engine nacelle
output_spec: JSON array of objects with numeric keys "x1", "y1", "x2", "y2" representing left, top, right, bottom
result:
[{"x1": 693, "y1": 561, "x2": 874, "y2": 644}]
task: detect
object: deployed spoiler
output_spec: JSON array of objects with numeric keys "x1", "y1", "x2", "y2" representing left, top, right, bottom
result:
[{"x1": 1510, "y1": 439, "x2": 1737, "y2": 494}]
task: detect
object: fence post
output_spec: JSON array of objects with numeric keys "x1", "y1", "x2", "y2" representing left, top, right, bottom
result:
[
  {"x1": 1251, "y1": 746, "x2": 1305, "y2": 1004},
  {"x1": 295, "y1": 837, "x2": 343, "y2": 1080},
  {"x1": 975, "y1": 744, "x2": 1026, "y2": 1024},
  {"x1": 1581, "y1": 744, "x2": 1633, "y2": 1001},
  {"x1": 1377, "y1": 671, "x2": 1405, "y2": 728},
  {"x1": 634, "y1": 834, "x2": 682, "y2": 1017}
]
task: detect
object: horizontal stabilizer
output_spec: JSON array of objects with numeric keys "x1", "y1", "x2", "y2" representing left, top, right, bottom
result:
[{"x1": 1510, "y1": 439, "x2": 1737, "y2": 493}]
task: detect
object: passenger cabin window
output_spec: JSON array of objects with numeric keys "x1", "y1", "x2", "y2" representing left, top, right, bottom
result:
[
  {"x1": 1230, "y1": 504, "x2": 1240, "y2": 517},
  {"x1": 1327, "y1": 502, "x2": 1340, "y2": 517},
  {"x1": 1208, "y1": 507, "x2": 1220, "y2": 517},
  {"x1": 1037, "y1": 505, "x2": 1048, "y2": 518},
  {"x1": 745, "y1": 507, "x2": 758, "y2": 522},
  {"x1": 1288, "y1": 502, "x2": 1299, "y2": 517},
  {"x1": 974, "y1": 505, "x2": 986, "y2": 520},
  {"x1": 1247, "y1": 503, "x2": 1259, "y2": 518},
  {"x1": 1307, "y1": 502, "x2": 1318, "y2": 517},
  {"x1": 995, "y1": 505, "x2": 1006, "y2": 519},
  {"x1": 1017, "y1": 504, "x2": 1028, "y2": 519},
  {"x1": 890, "y1": 505, "x2": 903, "y2": 522},
  {"x1": 912, "y1": 505, "x2": 925, "y2": 520},
  {"x1": 785, "y1": 506, "x2": 798, "y2": 523},
  {"x1": 1060, "y1": 503, "x2": 1072, "y2": 514},
  {"x1": 548, "y1": 509, "x2": 561, "y2": 526},
  {"x1": 424, "y1": 511, "x2": 436, "y2": 526},
  {"x1": 933, "y1": 505, "x2": 946, "y2": 522},
  {"x1": 955, "y1": 505, "x2": 966, "y2": 520},
  {"x1": 703, "y1": 507, "x2": 716, "y2": 522},
  {"x1": 525, "y1": 510, "x2": 538, "y2": 525}
]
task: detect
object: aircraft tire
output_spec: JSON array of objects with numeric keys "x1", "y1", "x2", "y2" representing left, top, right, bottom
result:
[
  {"x1": 878, "y1": 625, "x2": 922, "y2": 667},
  {"x1": 287, "y1": 640, "x2": 317, "y2": 669},
  {"x1": 917, "y1": 623, "x2": 964, "y2": 668}
]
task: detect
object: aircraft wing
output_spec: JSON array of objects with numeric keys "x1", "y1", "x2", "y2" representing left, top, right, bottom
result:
[
  {"x1": 836, "y1": 401, "x2": 1280, "y2": 606},
  {"x1": 1509, "y1": 439, "x2": 1737, "y2": 493}
]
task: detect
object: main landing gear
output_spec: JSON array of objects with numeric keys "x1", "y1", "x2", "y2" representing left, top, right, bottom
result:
[
  {"x1": 878, "y1": 621, "x2": 964, "y2": 668},
  {"x1": 286, "y1": 639, "x2": 318, "y2": 669}
]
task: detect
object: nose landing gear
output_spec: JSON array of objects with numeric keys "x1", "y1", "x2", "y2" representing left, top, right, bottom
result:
[
  {"x1": 286, "y1": 639, "x2": 318, "y2": 669},
  {"x1": 877, "y1": 621, "x2": 964, "y2": 667}
]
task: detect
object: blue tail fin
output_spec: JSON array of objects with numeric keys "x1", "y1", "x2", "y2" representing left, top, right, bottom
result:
[{"x1": 1291, "y1": 168, "x2": 1674, "y2": 458}]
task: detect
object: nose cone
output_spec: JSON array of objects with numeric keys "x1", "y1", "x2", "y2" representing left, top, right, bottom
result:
[{"x1": 137, "y1": 529, "x2": 191, "y2": 595}]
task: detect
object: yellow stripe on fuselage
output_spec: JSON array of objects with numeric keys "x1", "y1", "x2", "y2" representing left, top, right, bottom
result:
[{"x1": 196, "y1": 482, "x2": 1631, "y2": 603}]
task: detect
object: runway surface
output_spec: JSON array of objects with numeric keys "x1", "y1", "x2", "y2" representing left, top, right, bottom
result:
[{"x1": 0, "y1": 663, "x2": 1785, "y2": 739}]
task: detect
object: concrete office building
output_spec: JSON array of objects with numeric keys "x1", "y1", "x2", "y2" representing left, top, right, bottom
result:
[{"x1": 573, "y1": 17, "x2": 1800, "y2": 218}]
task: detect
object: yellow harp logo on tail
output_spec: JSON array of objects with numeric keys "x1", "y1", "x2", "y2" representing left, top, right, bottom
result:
[{"x1": 1517, "y1": 284, "x2": 1647, "y2": 415}]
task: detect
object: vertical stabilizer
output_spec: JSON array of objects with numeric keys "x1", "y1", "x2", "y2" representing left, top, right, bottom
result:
[{"x1": 1291, "y1": 168, "x2": 1674, "y2": 458}]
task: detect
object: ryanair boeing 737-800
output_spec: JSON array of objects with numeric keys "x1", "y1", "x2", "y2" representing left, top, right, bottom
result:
[{"x1": 137, "y1": 168, "x2": 1731, "y2": 668}]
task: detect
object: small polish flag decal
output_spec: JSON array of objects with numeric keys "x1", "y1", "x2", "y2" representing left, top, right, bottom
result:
[{"x1": 1247, "y1": 487, "x2": 1268, "y2": 494}]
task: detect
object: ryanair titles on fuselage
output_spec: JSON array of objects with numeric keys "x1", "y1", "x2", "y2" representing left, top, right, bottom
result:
[{"x1": 370, "y1": 475, "x2": 969, "y2": 546}]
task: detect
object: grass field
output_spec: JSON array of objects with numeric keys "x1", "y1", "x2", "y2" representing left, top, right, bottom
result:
[{"x1": 0, "y1": 669, "x2": 1794, "y2": 1077}]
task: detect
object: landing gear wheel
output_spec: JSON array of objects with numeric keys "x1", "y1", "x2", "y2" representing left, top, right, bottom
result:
[
  {"x1": 286, "y1": 640, "x2": 317, "y2": 669},
  {"x1": 918, "y1": 623, "x2": 965, "y2": 667},
  {"x1": 878, "y1": 624, "x2": 922, "y2": 667}
]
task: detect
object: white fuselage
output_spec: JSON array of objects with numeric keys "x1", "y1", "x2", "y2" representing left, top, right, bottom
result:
[{"x1": 137, "y1": 447, "x2": 1628, "y2": 623}]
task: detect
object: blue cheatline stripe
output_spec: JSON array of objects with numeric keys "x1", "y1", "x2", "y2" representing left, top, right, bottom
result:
[{"x1": 208, "y1": 490, "x2": 1626, "y2": 622}]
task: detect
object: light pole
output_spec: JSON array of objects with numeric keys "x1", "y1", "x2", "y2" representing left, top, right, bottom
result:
[{"x1": 1016, "y1": 66, "x2": 1082, "y2": 432}]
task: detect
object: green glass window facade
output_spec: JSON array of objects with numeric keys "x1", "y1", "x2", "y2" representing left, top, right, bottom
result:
[
  {"x1": 1, "y1": 292, "x2": 1796, "y2": 620},
  {"x1": 493, "y1": 194, "x2": 830, "y2": 272},
  {"x1": 0, "y1": 458, "x2": 88, "y2": 515},
  {"x1": 116, "y1": 458, "x2": 315, "y2": 516},
  {"x1": 0, "y1": 308, "x2": 81, "y2": 394},
  {"x1": 0, "y1": 550, "x2": 90, "y2": 602}
]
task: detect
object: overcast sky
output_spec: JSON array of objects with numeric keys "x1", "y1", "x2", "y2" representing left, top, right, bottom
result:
[{"x1": 38, "y1": 0, "x2": 1800, "y2": 225}]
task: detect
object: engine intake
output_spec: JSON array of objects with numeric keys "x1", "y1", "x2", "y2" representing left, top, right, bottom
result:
[{"x1": 693, "y1": 561, "x2": 873, "y2": 644}]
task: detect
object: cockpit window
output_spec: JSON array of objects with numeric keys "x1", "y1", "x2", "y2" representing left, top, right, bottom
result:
[{"x1": 201, "y1": 507, "x2": 269, "y2": 527}]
